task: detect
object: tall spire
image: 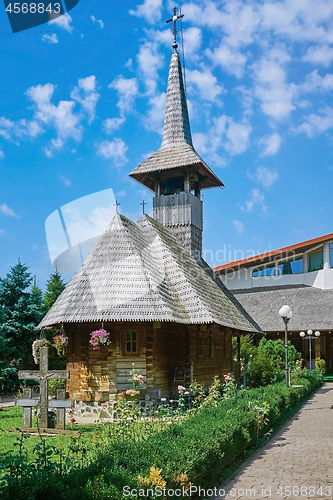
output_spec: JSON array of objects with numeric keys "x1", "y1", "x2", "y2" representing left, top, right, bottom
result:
[
  {"x1": 129, "y1": 9, "x2": 223, "y2": 193},
  {"x1": 161, "y1": 48, "x2": 193, "y2": 148}
]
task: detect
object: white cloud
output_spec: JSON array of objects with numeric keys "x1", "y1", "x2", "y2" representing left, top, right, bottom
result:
[
  {"x1": 0, "y1": 229, "x2": 4, "y2": 236},
  {"x1": 215, "y1": 115, "x2": 252, "y2": 155},
  {"x1": 236, "y1": 86, "x2": 254, "y2": 110},
  {"x1": 103, "y1": 117, "x2": 126, "y2": 134},
  {"x1": 26, "y1": 83, "x2": 82, "y2": 155},
  {"x1": 137, "y1": 42, "x2": 164, "y2": 95},
  {"x1": 145, "y1": 92, "x2": 166, "y2": 133},
  {"x1": 108, "y1": 76, "x2": 139, "y2": 114},
  {"x1": 49, "y1": 13, "x2": 73, "y2": 33},
  {"x1": 42, "y1": 33, "x2": 59, "y2": 44},
  {"x1": 90, "y1": 15, "x2": 104, "y2": 29},
  {"x1": 0, "y1": 116, "x2": 42, "y2": 142},
  {"x1": 96, "y1": 138, "x2": 129, "y2": 166},
  {"x1": 186, "y1": 67, "x2": 224, "y2": 102},
  {"x1": 252, "y1": 57, "x2": 296, "y2": 121},
  {"x1": 129, "y1": 0, "x2": 162, "y2": 24},
  {"x1": 233, "y1": 220, "x2": 244, "y2": 234},
  {"x1": 59, "y1": 176, "x2": 71, "y2": 187},
  {"x1": 302, "y1": 70, "x2": 333, "y2": 93},
  {"x1": 70, "y1": 75, "x2": 100, "y2": 123},
  {"x1": 0, "y1": 148, "x2": 4, "y2": 159},
  {"x1": 207, "y1": 44, "x2": 246, "y2": 78},
  {"x1": 183, "y1": 27, "x2": 202, "y2": 60},
  {"x1": 293, "y1": 107, "x2": 333, "y2": 137},
  {"x1": 258, "y1": 133, "x2": 281, "y2": 157},
  {"x1": 253, "y1": 166, "x2": 279, "y2": 188},
  {"x1": 240, "y1": 189, "x2": 267, "y2": 213},
  {"x1": 0, "y1": 202, "x2": 20, "y2": 218},
  {"x1": 303, "y1": 45, "x2": 333, "y2": 67},
  {"x1": 116, "y1": 190, "x2": 127, "y2": 198}
]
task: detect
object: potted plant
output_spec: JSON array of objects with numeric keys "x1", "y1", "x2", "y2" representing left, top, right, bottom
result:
[
  {"x1": 52, "y1": 333, "x2": 68, "y2": 356},
  {"x1": 89, "y1": 328, "x2": 111, "y2": 350}
]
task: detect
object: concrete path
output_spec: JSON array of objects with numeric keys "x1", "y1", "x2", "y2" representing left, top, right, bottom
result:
[{"x1": 214, "y1": 383, "x2": 333, "y2": 500}]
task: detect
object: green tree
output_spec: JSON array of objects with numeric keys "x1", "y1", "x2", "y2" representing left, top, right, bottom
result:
[
  {"x1": 0, "y1": 262, "x2": 44, "y2": 389},
  {"x1": 41, "y1": 270, "x2": 67, "y2": 370},
  {"x1": 42, "y1": 270, "x2": 66, "y2": 313}
]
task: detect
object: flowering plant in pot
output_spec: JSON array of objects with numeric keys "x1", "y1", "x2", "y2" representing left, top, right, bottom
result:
[
  {"x1": 32, "y1": 338, "x2": 51, "y2": 365},
  {"x1": 53, "y1": 333, "x2": 68, "y2": 356},
  {"x1": 89, "y1": 329, "x2": 111, "y2": 350}
]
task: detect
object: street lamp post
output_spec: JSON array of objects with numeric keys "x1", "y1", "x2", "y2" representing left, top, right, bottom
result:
[
  {"x1": 279, "y1": 305, "x2": 293, "y2": 387},
  {"x1": 299, "y1": 330, "x2": 320, "y2": 370}
]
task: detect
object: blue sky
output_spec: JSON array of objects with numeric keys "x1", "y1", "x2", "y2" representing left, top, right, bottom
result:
[{"x1": 1, "y1": 0, "x2": 333, "y2": 288}]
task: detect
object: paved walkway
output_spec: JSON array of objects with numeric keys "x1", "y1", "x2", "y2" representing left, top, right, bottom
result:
[{"x1": 214, "y1": 383, "x2": 333, "y2": 500}]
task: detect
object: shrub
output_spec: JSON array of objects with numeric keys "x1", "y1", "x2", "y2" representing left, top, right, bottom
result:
[
  {"x1": 0, "y1": 372, "x2": 322, "y2": 500},
  {"x1": 48, "y1": 379, "x2": 67, "y2": 396},
  {"x1": 315, "y1": 359, "x2": 326, "y2": 373}
]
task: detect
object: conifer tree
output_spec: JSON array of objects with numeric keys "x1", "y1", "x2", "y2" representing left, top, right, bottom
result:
[
  {"x1": 42, "y1": 270, "x2": 66, "y2": 313},
  {"x1": 0, "y1": 262, "x2": 44, "y2": 378}
]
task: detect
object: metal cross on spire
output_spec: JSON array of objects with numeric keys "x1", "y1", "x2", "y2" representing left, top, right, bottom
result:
[
  {"x1": 114, "y1": 200, "x2": 120, "y2": 213},
  {"x1": 166, "y1": 7, "x2": 184, "y2": 50},
  {"x1": 140, "y1": 200, "x2": 147, "y2": 214}
]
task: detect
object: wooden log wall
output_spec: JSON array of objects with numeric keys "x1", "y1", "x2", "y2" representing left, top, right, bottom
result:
[
  {"x1": 187, "y1": 324, "x2": 233, "y2": 388},
  {"x1": 65, "y1": 321, "x2": 235, "y2": 401}
]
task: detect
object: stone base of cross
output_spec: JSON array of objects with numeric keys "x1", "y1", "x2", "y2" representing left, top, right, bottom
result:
[{"x1": 18, "y1": 345, "x2": 71, "y2": 430}]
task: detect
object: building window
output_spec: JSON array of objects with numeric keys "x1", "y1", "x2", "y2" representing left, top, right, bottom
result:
[
  {"x1": 330, "y1": 243, "x2": 333, "y2": 268},
  {"x1": 278, "y1": 257, "x2": 303, "y2": 275},
  {"x1": 198, "y1": 336, "x2": 203, "y2": 357},
  {"x1": 308, "y1": 248, "x2": 323, "y2": 272},
  {"x1": 252, "y1": 264, "x2": 276, "y2": 277},
  {"x1": 125, "y1": 330, "x2": 137, "y2": 353}
]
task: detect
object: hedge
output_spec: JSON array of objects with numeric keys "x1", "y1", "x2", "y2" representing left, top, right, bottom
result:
[{"x1": 0, "y1": 371, "x2": 322, "y2": 500}]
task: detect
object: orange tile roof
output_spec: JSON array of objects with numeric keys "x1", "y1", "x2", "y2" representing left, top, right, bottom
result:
[{"x1": 213, "y1": 232, "x2": 333, "y2": 272}]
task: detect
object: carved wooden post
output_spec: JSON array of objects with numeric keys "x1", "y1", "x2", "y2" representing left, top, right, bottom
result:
[
  {"x1": 56, "y1": 389, "x2": 66, "y2": 430},
  {"x1": 22, "y1": 387, "x2": 32, "y2": 429}
]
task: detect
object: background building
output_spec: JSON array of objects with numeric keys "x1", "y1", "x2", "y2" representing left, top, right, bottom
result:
[{"x1": 214, "y1": 233, "x2": 333, "y2": 370}]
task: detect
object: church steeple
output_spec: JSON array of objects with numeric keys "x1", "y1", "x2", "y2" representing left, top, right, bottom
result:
[
  {"x1": 129, "y1": 9, "x2": 223, "y2": 258},
  {"x1": 161, "y1": 48, "x2": 193, "y2": 148}
]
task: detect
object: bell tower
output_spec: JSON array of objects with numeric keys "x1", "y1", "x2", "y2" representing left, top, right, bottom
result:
[{"x1": 129, "y1": 8, "x2": 223, "y2": 259}]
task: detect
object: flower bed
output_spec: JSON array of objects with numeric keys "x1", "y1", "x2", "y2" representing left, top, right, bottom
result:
[{"x1": 0, "y1": 371, "x2": 322, "y2": 500}]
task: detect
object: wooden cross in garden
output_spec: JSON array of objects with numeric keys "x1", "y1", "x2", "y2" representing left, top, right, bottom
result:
[{"x1": 18, "y1": 346, "x2": 71, "y2": 430}]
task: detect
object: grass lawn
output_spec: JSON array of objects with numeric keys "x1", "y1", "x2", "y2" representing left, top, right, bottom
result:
[{"x1": 0, "y1": 406, "x2": 97, "y2": 459}]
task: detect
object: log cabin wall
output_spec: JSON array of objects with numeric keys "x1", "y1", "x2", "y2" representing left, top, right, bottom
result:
[
  {"x1": 65, "y1": 321, "x2": 234, "y2": 401},
  {"x1": 66, "y1": 321, "x2": 148, "y2": 402},
  {"x1": 146, "y1": 323, "x2": 171, "y2": 395},
  {"x1": 188, "y1": 325, "x2": 233, "y2": 388}
]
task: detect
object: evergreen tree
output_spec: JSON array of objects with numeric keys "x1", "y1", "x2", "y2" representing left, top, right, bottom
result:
[
  {"x1": 42, "y1": 270, "x2": 66, "y2": 313},
  {"x1": 0, "y1": 262, "x2": 44, "y2": 380}
]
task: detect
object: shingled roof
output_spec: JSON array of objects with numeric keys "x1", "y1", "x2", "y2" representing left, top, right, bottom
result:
[
  {"x1": 39, "y1": 212, "x2": 261, "y2": 333},
  {"x1": 129, "y1": 49, "x2": 223, "y2": 192},
  {"x1": 233, "y1": 285, "x2": 333, "y2": 332}
]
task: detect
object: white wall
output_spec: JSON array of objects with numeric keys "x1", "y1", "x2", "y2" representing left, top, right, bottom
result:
[{"x1": 220, "y1": 267, "x2": 333, "y2": 290}]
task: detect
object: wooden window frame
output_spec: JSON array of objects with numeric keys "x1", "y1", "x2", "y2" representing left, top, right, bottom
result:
[{"x1": 122, "y1": 329, "x2": 140, "y2": 356}]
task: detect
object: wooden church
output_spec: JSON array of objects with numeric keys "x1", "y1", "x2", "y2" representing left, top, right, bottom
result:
[{"x1": 39, "y1": 25, "x2": 261, "y2": 402}]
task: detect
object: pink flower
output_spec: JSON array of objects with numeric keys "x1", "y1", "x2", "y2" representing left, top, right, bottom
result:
[
  {"x1": 167, "y1": 421, "x2": 172, "y2": 425},
  {"x1": 161, "y1": 398, "x2": 166, "y2": 401},
  {"x1": 101, "y1": 403, "x2": 107, "y2": 407},
  {"x1": 178, "y1": 385, "x2": 186, "y2": 393},
  {"x1": 184, "y1": 391, "x2": 189, "y2": 395}
]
